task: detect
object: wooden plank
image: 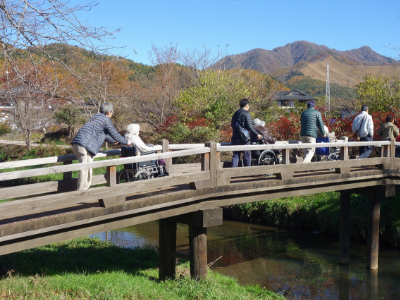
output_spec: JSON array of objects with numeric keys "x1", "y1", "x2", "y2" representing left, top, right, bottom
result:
[
  {"x1": 106, "y1": 166, "x2": 117, "y2": 187},
  {"x1": 0, "y1": 148, "x2": 210, "y2": 181},
  {"x1": 282, "y1": 149, "x2": 290, "y2": 165},
  {"x1": 190, "y1": 152, "x2": 210, "y2": 190},
  {"x1": 0, "y1": 174, "x2": 106, "y2": 201},
  {"x1": 218, "y1": 157, "x2": 388, "y2": 178},
  {"x1": 217, "y1": 141, "x2": 390, "y2": 152},
  {"x1": 0, "y1": 171, "x2": 210, "y2": 219},
  {"x1": 207, "y1": 141, "x2": 217, "y2": 188},
  {"x1": 63, "y1": 160, "x2": 72, "y2": 181},
  {"x1": 98, "y1": 195, "x2": 126, "y2": 208},
  {"x1": 169, "y1": 208, "x2": 223, "y2": 228},
  {"x1": 0, "y1": 150, "x2": 121, "y2": 170},
  {"x1": 0, "y1": 200, "x2": 208, "y2": 255},
  {"x1": 199, "y1": 179, "x2": 390, "y2": 209}
]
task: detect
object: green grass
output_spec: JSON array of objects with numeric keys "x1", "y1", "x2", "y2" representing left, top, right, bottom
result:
[{"x1": 0, "y1": 237, "x2": 284, "y2": 300}]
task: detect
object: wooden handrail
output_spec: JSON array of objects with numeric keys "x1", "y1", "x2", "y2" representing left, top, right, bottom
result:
[{"x1": 0, "y1": 148, "x2": 210, "y2": 181}]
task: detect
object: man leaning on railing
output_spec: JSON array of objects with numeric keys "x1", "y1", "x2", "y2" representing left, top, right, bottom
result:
[{"x1": 72, "y1": 102, "x2": 132, "y2": 190}]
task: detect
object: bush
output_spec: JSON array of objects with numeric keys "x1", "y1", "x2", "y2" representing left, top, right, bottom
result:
[{"x1": 0, "y1": 122, "x2": 11, "y2": 135}]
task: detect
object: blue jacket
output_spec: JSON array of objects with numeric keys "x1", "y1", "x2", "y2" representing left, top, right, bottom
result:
[{"x1": 72, "y1": 113, "x2": 128, "y2": 156}]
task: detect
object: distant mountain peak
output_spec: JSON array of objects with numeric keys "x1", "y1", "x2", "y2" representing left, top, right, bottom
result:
[{"x1": 216, "y1": 41, "x2": 398, "y2": 75}]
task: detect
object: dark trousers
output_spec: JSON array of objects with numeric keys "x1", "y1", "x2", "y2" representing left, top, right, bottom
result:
[
  {"x1": 359, "y1": 136, "x2": 373, "y2": 159},
  {"x1": 231, "y1": 138, "x2": 251, "y2": 167}
]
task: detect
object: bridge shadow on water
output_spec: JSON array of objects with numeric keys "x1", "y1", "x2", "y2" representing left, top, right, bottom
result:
[{"x1": 0, "y1": 237, "x2": 159, "y2": 278}]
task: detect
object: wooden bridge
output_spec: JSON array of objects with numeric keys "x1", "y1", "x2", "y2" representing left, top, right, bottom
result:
[{"x1": 0, "y1": 139, "x2": 399, "y2": 280}]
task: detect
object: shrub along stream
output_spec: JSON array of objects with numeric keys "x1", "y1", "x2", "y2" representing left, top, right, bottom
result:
[{"x1": 224, "y1": 191, "x2": 400, "y2": 248}]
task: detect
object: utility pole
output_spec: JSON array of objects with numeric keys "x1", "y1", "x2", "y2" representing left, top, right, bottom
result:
[{"x1": 325, "y1": 62, "x2": 330, "y2": 116}]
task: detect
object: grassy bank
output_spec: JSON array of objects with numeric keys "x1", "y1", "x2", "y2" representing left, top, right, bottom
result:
[
  {"x1": 224, "y1": 191, "x2": 400, "y2": 248},
  {"x1": 0, "y1": 237, "x2": 284, "y2": 300}
]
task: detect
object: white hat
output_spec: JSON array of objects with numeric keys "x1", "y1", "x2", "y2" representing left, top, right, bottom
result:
[
  {"x1": 253, "y1": 118, "x2": 261, "y2": 126},
  {"x1": 126, "y1": 123, "x2": 140, "y2": 134}
]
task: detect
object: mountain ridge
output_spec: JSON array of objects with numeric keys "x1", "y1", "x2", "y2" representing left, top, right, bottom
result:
[{"x1": 218, "y1": 41, "x2": 398, "y2": 73}]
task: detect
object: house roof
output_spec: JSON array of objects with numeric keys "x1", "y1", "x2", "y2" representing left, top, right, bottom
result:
[{"x1": 272, "y1": 89, "x2": 317, "y2": 101}]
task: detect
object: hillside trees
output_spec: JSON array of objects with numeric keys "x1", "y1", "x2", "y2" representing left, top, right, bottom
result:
[
  {"x1": 356, "y1": 75, "x2": 400, "y2": 112},
  {"x1": 0, "y1": 0, "x2": 119, "y2": 147},
  {"x1": 172, "y1": 69, "x2": 283, "y2": 142},
  {"x1": 126, "y1": 44, "x2": 192, "y2": 130}
]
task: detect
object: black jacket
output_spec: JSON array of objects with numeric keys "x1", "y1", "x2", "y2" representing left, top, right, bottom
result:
[
  {"x1": 231, "y1": 108, "x2": 259, "y2": 140},
  {"x1": 72, "y1": 113, "x2": 128, "y2": 156}
]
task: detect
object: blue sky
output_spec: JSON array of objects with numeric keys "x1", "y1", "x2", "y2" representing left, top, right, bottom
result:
[{"x1": 73, "y1": 0, "x2": 400, "y2": 65}]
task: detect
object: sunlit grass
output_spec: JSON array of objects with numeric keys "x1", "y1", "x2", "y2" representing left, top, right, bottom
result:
[{"x1": 0, "y1": 237, "x2": 285, "y2": 300}]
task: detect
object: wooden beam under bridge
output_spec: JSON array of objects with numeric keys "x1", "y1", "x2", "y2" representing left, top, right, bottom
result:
[{"x1": 159, "y1": 208, "x2": 223, "y2": 281}]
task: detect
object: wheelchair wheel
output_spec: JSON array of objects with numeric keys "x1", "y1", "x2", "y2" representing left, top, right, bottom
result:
[
  {"x1": 118, "y1": 169, "x2": 135, "y2": 184},
  {"x1": 327, "y1": 153, "x2": 339, "y2": 171},
  {"x1": 258, "y1": 150, "x2": 276, "y2": 166},
  {"x1": 134, "y1": 169, "x2": 152, "y2": 181}
]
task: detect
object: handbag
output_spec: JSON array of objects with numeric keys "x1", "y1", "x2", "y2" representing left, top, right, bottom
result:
[
  {"x1": 354, "y1": 115, "x2": 366, "y2": 141},
  {"x1": 235, "y1": 122, "x2": 250, "y2": 143}
]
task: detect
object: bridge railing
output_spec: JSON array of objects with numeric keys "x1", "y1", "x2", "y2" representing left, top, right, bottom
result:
[{"x1": 0, "y1": 138, "x2": 397, "y2": 220}]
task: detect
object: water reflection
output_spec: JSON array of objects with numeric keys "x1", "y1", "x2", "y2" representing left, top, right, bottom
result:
[{"x1": 91, "y1": 220, "x2": 400, "y2": 299}]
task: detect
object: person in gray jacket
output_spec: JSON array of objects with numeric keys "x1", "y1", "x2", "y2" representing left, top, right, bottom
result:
[
  {"x1": 72, "y1": 102, "x2": 132, "y2": 190},
  {"x1": 300, "y1": 101, "x2": 326, "y2": 163}
]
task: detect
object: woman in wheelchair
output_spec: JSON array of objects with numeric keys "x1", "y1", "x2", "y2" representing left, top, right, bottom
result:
[
  {"x1": 118, "y1": 124, "x2": 168, "y2": 183},
  {"x1": 250, "y1": 118, "x2": 281, "y2": 166}
]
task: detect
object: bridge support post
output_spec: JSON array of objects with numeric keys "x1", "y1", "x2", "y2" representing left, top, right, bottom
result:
[
  {"x1": 189, "y1": 225, "x2": 207, "y2": 280},
  {"x1": 339, "y1": 191, "x2": 351, "y2": 264},
  {"x1": 159, "y1": 218, "x2": 177, "y2": 281},
  {"x1": 367, "y1": 195, "x2": 380, "y2": 270},
  {"x1": 163, "y1": 208, "x2": 223, "y2": 280}
]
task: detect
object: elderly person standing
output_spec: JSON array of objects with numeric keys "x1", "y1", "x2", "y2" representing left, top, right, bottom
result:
[
  {"x1": 72, "y1": 102, "x2": 131, "y2": 190},
  {"x1": 352, "y1": 105, "x2": 374, "y2": 159},
  {"x1": 300, "y1": 101, "x2": 326, "y2": 163}
]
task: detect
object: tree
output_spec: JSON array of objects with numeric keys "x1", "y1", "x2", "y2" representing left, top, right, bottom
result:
[
  {"x1": 356, "y1": 75, "x2": 400, "y2": 112},
  {"x1": 128, "y1": 44, "x2": 188, "y2": 129},
  {"x1": 176, "y1": 69, "x2": 282, "y2": 130},
  {"x1": 54, "y1": 104, "x2": 85, "y2": 140},
  {"x1": 0, "y1": 0, "x2": 119, "y2": 148}
]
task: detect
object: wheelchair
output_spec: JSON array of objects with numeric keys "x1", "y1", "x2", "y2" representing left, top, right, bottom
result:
[
  {"x1": 118, "y1": 146, "x2": 169, "y2": 183},
  {"x1": 237, "y1": 138, "x2": 281, "y2": 167},
  {"x1": 250, "y1": 139, "x2": 281, "y2": 166}
]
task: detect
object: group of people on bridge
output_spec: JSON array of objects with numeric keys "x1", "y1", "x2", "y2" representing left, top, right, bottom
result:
[
  {"x1": 70, "y1": 100, "x2": 400, "y2": 190},
  {"x1": 230, "y1": 99, "x2": 399, "y2": 167}
]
